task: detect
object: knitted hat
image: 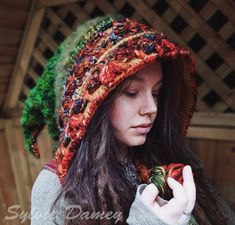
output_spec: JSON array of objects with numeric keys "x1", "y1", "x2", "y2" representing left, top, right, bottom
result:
[{"x1": 21, "y1": 15, "x2": 196, "y2": 182}]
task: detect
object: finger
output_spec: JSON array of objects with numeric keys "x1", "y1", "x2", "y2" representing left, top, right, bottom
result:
[
  {"x1": 165, "y1": 177, "x2": 188, "y2": 214},
  {"x1": 141, "y1": 183, "x2": 159, "y2": 207},
  {"x1": 183, "y1": 165, "x2": 194, "y2": 184},
  {"x1": 183, "y1": 166, "x2": 196, "y2": 212},
  {"x1": 168, "y1": 177, "x2": 188, "y2": 206}
]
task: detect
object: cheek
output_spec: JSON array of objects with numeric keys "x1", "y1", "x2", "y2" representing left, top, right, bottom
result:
[{"x1": 110, "y1": 99, "x2": 135, "y2": 129}]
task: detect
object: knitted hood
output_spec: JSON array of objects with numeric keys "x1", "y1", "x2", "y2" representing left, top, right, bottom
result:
[{"x1": 21, "y1": 15, "x2": 196, "y2": 182}]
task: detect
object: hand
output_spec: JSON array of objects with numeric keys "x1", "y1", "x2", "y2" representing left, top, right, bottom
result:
[{"x1": 141, "y1": 165, "x2": 196, "y2": 224}]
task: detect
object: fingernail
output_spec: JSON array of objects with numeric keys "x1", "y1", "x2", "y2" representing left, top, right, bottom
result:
[
  {"x1": 148, "y1": 183, "x2": 159, "y2": 194},
  {"x1": 185, "y1": 165, "x2": 191, "y2": 171}
]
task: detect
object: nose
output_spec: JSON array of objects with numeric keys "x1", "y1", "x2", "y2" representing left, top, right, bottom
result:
[{"x1": 139, "y1": 94, "x2": 157, "y2": 116}]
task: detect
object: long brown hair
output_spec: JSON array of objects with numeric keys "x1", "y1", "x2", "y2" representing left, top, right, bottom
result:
[{"x1": 52, "y1": 59, "x2": 229, "y2": 225}]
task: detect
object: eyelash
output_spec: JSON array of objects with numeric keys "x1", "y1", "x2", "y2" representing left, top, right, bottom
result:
[
  {"x1": 124, "y1": 91, "x2": 159, "y2": 98},
  {"x1": 124, "y1": 92, "x2": 137, "y2": 97},
  {"x1": 152, "y1": 93, "x2": 159, "y2": 98}
]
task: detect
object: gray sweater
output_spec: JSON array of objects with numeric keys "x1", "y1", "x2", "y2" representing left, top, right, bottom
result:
[{"x1": 30, "y1": 169, "x2": 194, "y2": 225}]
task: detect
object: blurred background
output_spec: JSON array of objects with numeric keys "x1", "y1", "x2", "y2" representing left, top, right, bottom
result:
[{"x1": 0, "y1": 0, "x2": 234, "y2": 224}]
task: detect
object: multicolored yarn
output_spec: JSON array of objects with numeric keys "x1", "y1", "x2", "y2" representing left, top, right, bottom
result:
[
  {"x1": 135, "y1": 161, "x2": 187, "y2": 199},
  {"x1": 21, "y1": 15, "x2": 116, "y2": 157},
  {"x1": 21, "y1": 15, "x2": 197, "y2": 183}
]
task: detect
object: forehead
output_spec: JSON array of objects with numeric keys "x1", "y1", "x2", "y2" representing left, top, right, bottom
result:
[{"x1": 125, "y1": 62, "x2": 163, "y2": 86}]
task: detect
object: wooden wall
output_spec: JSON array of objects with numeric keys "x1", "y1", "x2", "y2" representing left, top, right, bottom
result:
[
  {"x1": 0, "y1": 119, "x2": 54, "y2": 225},
  {"x1": 0, "y1": 0, "x2": 32, "y2": 110},
  {"x1": 191, "y1": 139, "x2": 235, "y2": 210}
]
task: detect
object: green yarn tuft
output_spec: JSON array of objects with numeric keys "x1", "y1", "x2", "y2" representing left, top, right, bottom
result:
[
  {"x1": 21, "y1": 14, "x2": 122, "y2": 156},
  {"x1": 21, "y1": 47, "x2": 62, "y2": 155}
]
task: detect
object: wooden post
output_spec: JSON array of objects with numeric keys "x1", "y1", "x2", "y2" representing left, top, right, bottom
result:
[{"x1": 3, "y1": 1, "x2": 45, "y2": 113}]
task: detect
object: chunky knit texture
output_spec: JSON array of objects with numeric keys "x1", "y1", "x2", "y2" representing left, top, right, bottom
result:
[{"x1": 21, "y1": 15, "x2": 196, "y2": 183}]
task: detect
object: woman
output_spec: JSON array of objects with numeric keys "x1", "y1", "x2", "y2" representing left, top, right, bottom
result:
[{"x1": 21, "y1": 15, "x2": 235, "y2": 225}]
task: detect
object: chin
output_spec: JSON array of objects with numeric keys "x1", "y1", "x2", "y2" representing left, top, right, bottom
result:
[{"x1": 128, "y1": 136, "x2": 147, "y2": 146}]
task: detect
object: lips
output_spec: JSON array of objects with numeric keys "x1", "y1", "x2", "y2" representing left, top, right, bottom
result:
[
  {"x1": 132, "y1": 123, "x2": 152, "y2": 134},
  {"x1": 132, "y1": 123, "x2": 152, "y2": 128}
]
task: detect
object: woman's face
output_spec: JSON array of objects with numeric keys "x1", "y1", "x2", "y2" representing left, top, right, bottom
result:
[{"x1": 110, "y1": 62, "x2": 163, "y2": 147}]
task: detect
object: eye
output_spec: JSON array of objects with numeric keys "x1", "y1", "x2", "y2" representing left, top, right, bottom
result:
[
  {"x1": 124, "y1": 91, "x2": 138, "y2": 97},
  {"x1": 152, "y1": 92, "x2": 159, "y2": 98}
]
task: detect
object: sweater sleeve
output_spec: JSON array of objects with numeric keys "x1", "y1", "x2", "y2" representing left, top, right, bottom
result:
[
  {"x1": 31, "y1": 169, "x2": 65, "y2": 225},
  {"x1": 126, "y1": 184, "x2": 194, "y2": 225}
]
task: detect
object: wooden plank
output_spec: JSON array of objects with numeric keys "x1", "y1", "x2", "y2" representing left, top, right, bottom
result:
[
  {"x1": 37, "y1": 127, "x2": 55, "y2": 162},
  {"x1": 13, "y1": 119, "x2": 34, "y2": 195},
  {"x1": 195, "y1": 100, "x2": 212, "y2": 112},
  {"x1": 195, "y1": 84, "x2": 215, "y2": 111},
  {"x1": 46, "y1": 5, "x2": 69, "y2": 34},
  {"x1": 1, "y1": 88, "x2": 6, "y2": 94},
  {"x1": 0, "y1": 127, "x2": 22, "y2": 224},
  {"x1": 0, "y1": 107, "x2": 22, "y2": 119},
  {"x1": 190, "y1": 138, "x2": 235, "y2": 209},
  {"x1": 162, "y1": 7, "x2": 177, "y2": 24},
  {"x1": 168, "y1": 0, "x2": 235, "y2": 71},
  {"x1": 46, "y1": 9, "x2": 72, "y2": 36},
  {"x1": 0, "y1": 185, "x2": 11, "y2": 225},
  {"x1": 0, "y1": 75, "x2": 9, "y2": 83},
  {"x1": 93, "y1": 0, "x2": 116, "y2": 12},
  {"x1": 0, "y1": 55, "x2": 15, "y2": 64},
  {"x1": 190, "y1": 139, "x2": 216, "y2": 179},
  {"x1": 36, "y1": 41, "x2": 48, "y2": 62},
  {"x1": 0, "y1": 0, "x2": 31, "y2": 10},
  {"x1": 180, "y1": 26, "x2": 195, "y2": 42},
  {"x1": 37, "y1": 0, "x2": 78, "y2": 8},
  {"x1": 84, "y1": 1, "x2": 96, "y2": 13},
  {"x1": 113, "y1": 0, "x2": 126, "y2": 10},
  {"x1": 0, "y1": 28, "x2": 22, "y2": 45},
  {"x1": 198, "y1": 1, "x2": 216, "y2": 21},
  {"x1": 0, "y1": 64, "x2": 13, "y2": 76},
  {"x1": 0, "y1": 46, "x2": 18, "y2": 63},
  {"x1": 2, "y1": 3, "x2": 45, "y2": 113},
  {"x1": 197, "y1": 83, "x2": 211, "y2": 99},
  {"x1": 0, "y1": 53, "x2": 17, "y2": 64},
  {"x1": 22, "y1": 84, "x2": 30, "y2": 97},
  {"x1": 39, "y1": 29, "x2": 57, "y2": 52},
  {"x1": 191, "y1": 112, "x2": 235, "y2": 128},
  {"x1": 132, "y1": 12, "x2": 144, "y2": 22},
  {"x1": 32, "y1": 48, "x2": 48, "y2": 67},
  {"x1": 187, "y1": 126, "x2": 235, "y2": 141},
  {"x1": 67, "y1": 3, "x2": 90, "y2": 21},
  {"x1": 195, "y1": 60, "x2": 235, "y2": 111},
  {"x1": 0, "y1": 95, "x2": 4, "y2": 109},
  {"x1": 198, "y1": 45, "x2": 213, "y2": 60},
  {"x1": 0, "y1": 88, "x2": 7, "y2": 94},
  {"x1": 22, "y1": 125, "x2": 54, "y2": 184},
  {"x1": 216, "y1": 64, "x2": 231, "y2": 79},
  {"x1": 28, "y1": 67, "x2": 39, "y2": 83},
  {"x1": 211, "y1": 0, "x2": 235, "y2": 26},
  {"x1": 4, "y1": 120, "x2": 30, "y2": 217},
  {"x1": 0, "y1": 6, "x2": 28, "y2": 29},
  {"x1": 214, "y1": 140, "x2": 235, "y2": 203},
  {"x1": 218, "y1": 21, "x2": 234, "y2": 40},
  {"x1": 26, "y1": 148, "x2": 43, "y2": 186},
  {"x1": 212, "y1": 101, "x2": 228, "y2": 112}
]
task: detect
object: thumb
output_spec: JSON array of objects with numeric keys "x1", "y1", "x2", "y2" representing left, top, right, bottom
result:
[{"x1": 141, "y1": 184, "x2": 159, "y2": 206}]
